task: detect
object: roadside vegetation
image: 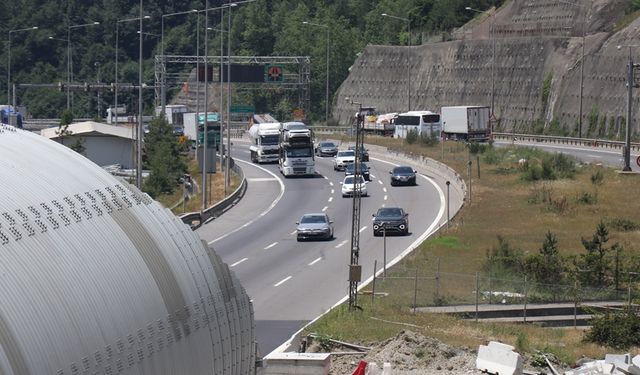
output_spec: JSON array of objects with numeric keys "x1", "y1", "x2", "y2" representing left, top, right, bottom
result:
[{"x1": 307, "y1": 137, "x2": 640, "y2": 363}]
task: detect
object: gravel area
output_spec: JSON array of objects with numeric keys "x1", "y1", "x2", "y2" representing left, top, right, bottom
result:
[{"x1": 307, "y1": 330, "x2": 483, "y2": 375}]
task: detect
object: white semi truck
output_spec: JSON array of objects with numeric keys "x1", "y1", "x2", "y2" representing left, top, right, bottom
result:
[
  {"x1": 441, "y1": 106, "x2": 491, "y2": 141},
  {"x1": 248, "y1": 122, "x2": 281, "y2": 163},
  {"x1": 279, "y1": 122, "x2": 315, "y2": 177}
]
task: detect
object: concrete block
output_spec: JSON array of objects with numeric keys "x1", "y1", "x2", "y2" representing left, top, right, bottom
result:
[
  {"x1": 632, "y1": 355, "x2": 640, "y2": 368},
  {"x1": 366, "y1": 362, "x2": 380, "y2": 375},
  {"x1": 262, "y1": 352, "x2": 330, "y2": 375},
  {"x1": 606, "y1": 354, "x2": 631, "y2": 365},
  {"x1": 382, "y1": 362, "x2": 392, "y2": 375},
  {"x1": 476, "y1": 341, "x2": 523, "y2": 375}
]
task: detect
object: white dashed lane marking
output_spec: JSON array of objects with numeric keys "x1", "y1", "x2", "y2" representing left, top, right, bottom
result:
[
  {"x1": 308, "y1": 257, "x2": 322, "y2": 266},
  {"x1": 274, "y1": 276, "x2": 292, "y2": 287},
  {"x1": 230, "y1": 258, "x2": 248, "y2": 267},
  {"x1": 335, "y1": 240, "x2": 348, "y2": 248},
  {"x1": 264, "y1": 242, "x2": 278, "y2": 250}
]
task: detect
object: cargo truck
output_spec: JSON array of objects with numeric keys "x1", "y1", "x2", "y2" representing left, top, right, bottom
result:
[
  {"x1": 441, "y1": 106, "x2": 491, "y2": 141},
  {"x1": 248, "y1": 122, "x2": 281, "y2": 163},
  {"x1": 279, "y1": 122, "x2": 315, "y2": 177}
]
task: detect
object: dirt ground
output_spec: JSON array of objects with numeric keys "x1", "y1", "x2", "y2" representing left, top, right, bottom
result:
[{"x1": 305, "y1": 330, "x2": 570, "y2": 375}]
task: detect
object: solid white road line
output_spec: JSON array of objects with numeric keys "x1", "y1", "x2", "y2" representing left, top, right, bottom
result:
[
  {"x1": 322, "y1": 206, "x2": 328, "y2": 212},
  {"x1": 359, "y1": 226, "x2": 368, "y2": 233},
  {"x1": 335, "y1": 240, "x2": 348, "y2": 248},
  {"x1": 230, "y1": 258, "x2": 248, "y2": 267},
  {"x1": 208, "y1": 159, "x2": 285, "y2": 244},
  {"x1": 328, "y1": 197, "x2": 333, "y2": 202},
  {"x1": 308, "y1": 257, "x2": 322, "y2": 266},
  {"x1": 274, "y1": 276, "x2": 292, "y2": 287},
  {"x1": 264, "y1": 242, "x2": 278, "y2": 250}
]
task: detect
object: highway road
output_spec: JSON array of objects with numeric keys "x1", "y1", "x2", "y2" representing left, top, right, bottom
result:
[
  {"x1": 196, "y1": 140, "x2": 445, "y2": 356},
  {"x1": 495, "y1": 139, "x2": 640, "y2": 172}
]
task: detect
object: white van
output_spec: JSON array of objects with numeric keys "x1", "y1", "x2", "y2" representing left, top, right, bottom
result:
[{"x1": 393, "y1": 111, "x2": 441, "y2": 139}]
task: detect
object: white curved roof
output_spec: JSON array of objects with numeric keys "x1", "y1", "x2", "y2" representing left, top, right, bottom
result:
[{"x1": 0, "y1": 125, "x2": 255, "y2": 374}]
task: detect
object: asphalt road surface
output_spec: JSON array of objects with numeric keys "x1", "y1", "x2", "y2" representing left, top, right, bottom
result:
[{"x1": 196, "y1": 140, "x2": 445, "y2": 356}]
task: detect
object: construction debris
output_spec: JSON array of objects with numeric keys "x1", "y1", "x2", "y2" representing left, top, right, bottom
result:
[
  {"x1": 476, "y1": 341, "x2": 524, "y2": 375},
  {"x1": 564, "y1": 354, "x2": 640, "y2": 375}
]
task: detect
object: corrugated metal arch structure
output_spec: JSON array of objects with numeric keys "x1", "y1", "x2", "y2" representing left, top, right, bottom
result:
[{"x1": 0, "y1": 124, "x2": 255, "y2": 374}]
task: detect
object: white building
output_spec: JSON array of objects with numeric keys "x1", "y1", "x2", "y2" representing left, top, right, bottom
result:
[{"x1": 41, "y1": 121, "x2": 136, "y2": 169}]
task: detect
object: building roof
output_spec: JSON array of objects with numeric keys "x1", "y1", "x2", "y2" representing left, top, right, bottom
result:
[
  {"x1": 0, "y1": 124, "x2": 255, "y2": 374},
  {"x1": 40, "y1": 120, "x2": 135, "y2": 140}
]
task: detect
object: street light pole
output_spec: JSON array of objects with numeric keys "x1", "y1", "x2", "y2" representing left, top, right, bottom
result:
[
  {"x1": 381, "y1": 13, "x2": 411, "y2": 111},
  {"x1": 302, "y1": 21, "x2": 330, "y2": 124},
  {"x1": 624, "y1": 45, "x2": 634, "y2": 172},
  {"x1": 161, "y1": 9, "x2": 199, "y2": 117},
  {"x1": 226, "y1": 3, "x2": 237, "y2": 194},
  {"x1": 137, "y1": 0, "x2": 143, "y2": 189},
  {"x1": 67, "y1": 21, "x2": 100, "y2": 110},
  {"x1": 8, "y1": 26, "x2": 38, "y2": 105},
  {"x1": 116, "y1": 16, "x2": 150, "y2": 126}
]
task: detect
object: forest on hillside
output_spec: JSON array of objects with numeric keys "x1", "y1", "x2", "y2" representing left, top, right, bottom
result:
[{"x1": 2, "y1": 0, "x2": 503, "y2": 121}]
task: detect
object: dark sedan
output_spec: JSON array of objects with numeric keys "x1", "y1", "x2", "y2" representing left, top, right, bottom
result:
[
  {"x1": 389, "y1": 165, "x2": 417, "y2": 186},
  {"x1": 296, "y1": 213, "x2": 334, "y2": 241},
  {"x1": 344, "y1": 162, "x2": 371, "y2": 181},
  {"x1": 348, "y1": 145, "x2": 369, "y2": 162},
  {"x1": 372, "y1": 207, "x2": 409, "y2": 236},
  {"x1": 315, "y1": 141, "x2": 338, "y2": 157}
]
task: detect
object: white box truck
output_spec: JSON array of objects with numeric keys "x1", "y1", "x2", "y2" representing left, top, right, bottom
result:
[{"x1": 441, "y1": 106, "x2": 491, "y2": 141}]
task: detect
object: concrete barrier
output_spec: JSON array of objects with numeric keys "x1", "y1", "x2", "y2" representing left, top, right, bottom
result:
[
  {"x1": 475, "y1": 341, "x2": 523, "y2": 375},
  {"x1": 261, "y1": 352, "x2": 330, "y2": 375}
]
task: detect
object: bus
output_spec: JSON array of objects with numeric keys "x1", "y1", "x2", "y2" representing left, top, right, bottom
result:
[{"x1": 393, "y1": 111, "x2": 441, "y2": 139}]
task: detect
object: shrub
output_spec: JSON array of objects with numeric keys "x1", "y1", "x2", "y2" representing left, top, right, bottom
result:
[
  {"x1": 483, "y1": 235, "x2": 525, "y2": 278},
  {"x1": 608, "y1": 218, "x2": 639, "y2": 232},
  {"x1": 576, "y1": 191, "x2": 596, "y2": 205},
  {"x1": 586, "y1": 310, "x2": 640, "y2": 349},
  {"x1": 406, "y1": 129, "x2": 418, "y2": 144}
]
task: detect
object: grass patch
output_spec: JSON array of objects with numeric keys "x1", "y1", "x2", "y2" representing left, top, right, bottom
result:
[{"x1": 310, "y1": 135, "x2": 640, "y2": 363}]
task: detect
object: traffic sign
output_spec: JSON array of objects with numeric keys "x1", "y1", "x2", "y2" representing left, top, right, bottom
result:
[{"x1": 265, "y1": 65, "x2": 284, "y2": 83}]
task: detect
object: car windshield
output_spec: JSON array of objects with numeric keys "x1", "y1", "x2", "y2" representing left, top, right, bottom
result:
[
  {"x1": 346, "y1": 163, "x2": 368, "y2": 172},
  {"x1": 344, "y1": 176, "x2": 365, "y2": 184},
  {"x1": 376, "y1": 208, "x2": 403, "y2": 218},
  {"x1": 320, "y1": 142, "x2": 335, "y2": 148},
  {"x1": 261, "y1": 135, "x2": 279, "y2": 145},
  {"x1": 394, "y1": 166, "x2": 414, "y2": 174},
  {"x1": 337, "y1": 151, "x2": 355, "y2": 157},
  {"x1": 285, "y1": 148, "x2": 312, "y2": 157},
  {"x1": 300, "y1": 215, "x2": 327, "y2": 224},
  {"x1": 285, "y1": 124, "x2": 306, "y2": 131}
]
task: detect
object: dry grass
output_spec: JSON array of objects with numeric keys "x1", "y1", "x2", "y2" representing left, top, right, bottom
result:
[
  {"x1": 308, "y1": 136, "x2": 640, "y2": 363},
  {"x1": 155, "y1": 158, "x2": 240, "y2": 213}
]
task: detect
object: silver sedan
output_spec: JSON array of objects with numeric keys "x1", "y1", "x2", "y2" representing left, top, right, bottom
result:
[{"x1": 296, "y1": 213, "x2": 334, "y2": 241}]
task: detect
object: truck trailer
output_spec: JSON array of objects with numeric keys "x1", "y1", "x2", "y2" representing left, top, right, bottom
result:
[
  {"x1": 441, "y1": 106, "x2": 491, "y2": 141},
  {"x1": 279, "y1": 122, "x2": 315, "y2": 177}
]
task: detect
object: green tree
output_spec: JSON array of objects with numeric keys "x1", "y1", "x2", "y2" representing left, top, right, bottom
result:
[
  {"x1": 143, "y1": 115, "x2": 186, "y2": 198},
  {"x1": 55, "y1": 108, "x2": 74, "y2": 144},
  {"x1": 576, "y1": 221, "x2": 613, "y2": 288},
  {"x1": 526, "y1": 231, "x2": 565, "y2": 294}
]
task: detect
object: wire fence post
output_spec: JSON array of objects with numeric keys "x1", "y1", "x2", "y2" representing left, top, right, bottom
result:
[
  {"x1": 475, "y1": 272, "x2": 479, "y2": 322},
  {"x1": 488, "y1": 276, "x2": 492, "y2": 305},
  {"x1": 573, "y1": 279, "x2": 578, "y2": 329},
  {"x1": 523, "y1": 275, "x2": 528, "y2": 324},
  {"x1": 413, "y1": 268, "x2": 418, "y2": 314},
  {"x1": 372, "y1": 260, "x2": 377, "y2": 306},
  {"x1": 435, "y1": 258, "x2": 440, "y2": 304}
]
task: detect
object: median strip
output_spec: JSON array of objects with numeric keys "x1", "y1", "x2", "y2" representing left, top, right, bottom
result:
[{"x1": 274, "y1": 276, "x2": 292, "y2": 287}]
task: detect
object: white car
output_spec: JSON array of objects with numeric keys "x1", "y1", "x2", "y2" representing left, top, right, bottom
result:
[
  {"x1": 341, "y1": 175, "x2": 368, "y2": 197},
  {"x1": 333, "y1": 150, "x2": 355, "y2": 171}
]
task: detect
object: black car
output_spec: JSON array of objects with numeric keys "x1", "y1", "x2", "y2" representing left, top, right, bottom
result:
[
  {"x1": 390, "y1": 165, "x2": 417, "y2": 186},
  {"x1": 315, "y1": 141, "x2": 338, "y2": 157},
  {"x1": 344, "y1": 162, "x2": 371, "y2": 181},
  {"x1": 372, "y1": 207, "x2": 409, "y2": 236},
  {"x1": 348, "y1": 145, "x2": 369, "y2": 162}
]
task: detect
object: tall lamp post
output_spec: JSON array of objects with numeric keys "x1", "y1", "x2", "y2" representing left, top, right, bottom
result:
[
  {"x1": 116, "y1": 15, "x2": 150, "y2": 125},
  {"x1": 8, "y1": 26, "x2": 38, "y2": 105},
  {"x1": 381, "y1": 12, "x2": 411, "y2": 112},
  {"x1": 161, "y1": 9, "x2": 199, "y2": 115},
  {"x1": 466, "y1": 6, "x2": 496, "y2": 117},
  {"x1": 302, "y1": 21, "x2": 330, "y2": 124},
  {"x1": 617, "y1": 45, "x2": 639, "y2": 172},
  {"x1": 67, "y1": 21, "x2": 100, "y2": 109}
]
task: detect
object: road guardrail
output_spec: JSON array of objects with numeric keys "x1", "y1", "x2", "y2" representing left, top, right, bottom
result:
[
  {"x1": 492, "y1": 132, "x2": 640, "y2": 152},
  {"x1": 179, "y1": 157, "x2": 247, "y2": 230}
]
